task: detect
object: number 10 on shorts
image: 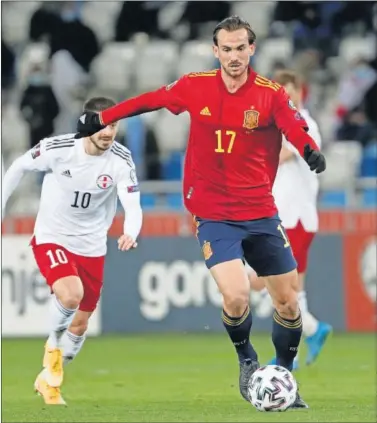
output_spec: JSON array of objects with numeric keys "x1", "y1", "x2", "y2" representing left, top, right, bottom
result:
[{"x1": 47, "y1": 249, "x2": 68, "y2": 268}]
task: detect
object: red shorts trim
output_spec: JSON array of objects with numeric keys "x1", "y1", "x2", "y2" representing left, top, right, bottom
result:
[
  {"x1": 31, "y1": 238, "x2": 105, "y2": 312},
  {"x1": 285, "y1": 222, "x2": 315, "y2": 273}
]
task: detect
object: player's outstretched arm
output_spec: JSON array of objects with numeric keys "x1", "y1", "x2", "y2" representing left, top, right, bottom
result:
[
  {"x1": 273, "y1": 88, "x2": 326, "y2": 173},
  {"x1": 2, "y1": 143, "x2": 51, "y2": 214},
  {"x1": 116, "y1": 168, "x2": 143, "y2": 251},
  {"x1": 76, "y1": 76, "x2": 190, "y2": 138}
]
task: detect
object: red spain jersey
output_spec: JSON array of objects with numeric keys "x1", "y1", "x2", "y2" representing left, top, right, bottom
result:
[{"x1": 101, "y1": 68, "x2": 319, "y2": 221}]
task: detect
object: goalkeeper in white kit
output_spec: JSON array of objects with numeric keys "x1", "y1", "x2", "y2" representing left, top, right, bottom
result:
[{"x1": 2, "y1": 97, "x2": 143, "y2": 405}]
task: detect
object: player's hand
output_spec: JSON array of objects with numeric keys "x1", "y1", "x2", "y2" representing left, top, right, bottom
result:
[
  {"x1": 118, "y1": 234, "x2": 138, "y2": 251},
  {"x1": 75, "y1": 111, "x2": 105, "y2": 138},
  {"x1": 303, "y1": 144, "x2": 326, "y2": 174}
]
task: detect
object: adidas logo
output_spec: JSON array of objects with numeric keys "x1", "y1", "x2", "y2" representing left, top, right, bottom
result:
[
  {"x1": 200, "y1": 107, "x2": 211, "y2": 116},
  {"x1": 79, "y1": 114, "x2": 86, "y2": 124},
  {"x1": 61, "y1": 169, "x2": 72, "y2": 178}
]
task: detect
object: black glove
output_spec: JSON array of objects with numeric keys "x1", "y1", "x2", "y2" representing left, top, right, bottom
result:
[
  {"x1": 303, "y1": 144, "x2": 326, "y2": 173},
  {"x1": 75, "y1": 111, "x2": 105, "y2": 138}
]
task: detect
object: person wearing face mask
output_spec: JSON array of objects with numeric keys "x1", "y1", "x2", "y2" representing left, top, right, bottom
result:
[
  {"x1": 29, "y1": 2, "x2": 100, "y2": 134},
  {"x1": 20, "y1": 65, "x2": 59, "y2": 150}
]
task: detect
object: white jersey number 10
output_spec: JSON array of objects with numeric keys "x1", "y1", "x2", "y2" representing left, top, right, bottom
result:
[{"x1": 71, "y1": 191, "x2": 92, "y2": 209}]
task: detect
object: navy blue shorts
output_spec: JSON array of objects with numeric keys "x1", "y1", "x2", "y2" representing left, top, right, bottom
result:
[{"x1": 194, "y1": 214, "x2": 297, "y2": 277}]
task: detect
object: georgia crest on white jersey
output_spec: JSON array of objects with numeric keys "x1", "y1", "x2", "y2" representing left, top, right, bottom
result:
[{"x1": 28, "y1": 134, "x2": 138, "y2": 256}]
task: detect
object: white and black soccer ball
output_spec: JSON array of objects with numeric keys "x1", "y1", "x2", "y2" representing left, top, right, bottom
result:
[{"x1": 248, "y1": 365, "x2": 297, "y2": 412}]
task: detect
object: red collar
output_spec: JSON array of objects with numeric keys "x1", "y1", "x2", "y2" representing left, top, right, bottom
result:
[{"x1": 217, "y1": 66, "x2": 257, "y2": 96}]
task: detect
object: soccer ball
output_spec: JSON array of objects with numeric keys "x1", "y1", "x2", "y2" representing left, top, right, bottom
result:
[{"x1": 248, "y1": 365, "x2": 297, "y2": 412}]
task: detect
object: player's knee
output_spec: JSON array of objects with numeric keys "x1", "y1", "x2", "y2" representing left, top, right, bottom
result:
[
  {"x1": 223, "y1": 289, "x2": 250, "y2": 316},
  {"x1": 274, "y1": 291, "x2": 299, "y2": 319},
  {"x1": 62, "y1": 289, "x2": 83, "y2": 309},
  {"x1": 54, "y1": 276, "x2": 84, "y2": 309}
]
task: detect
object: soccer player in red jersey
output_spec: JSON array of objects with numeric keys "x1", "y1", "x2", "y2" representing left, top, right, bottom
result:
[{"x1": 76, "y1": 16, "x2": 326, "y2": 408}]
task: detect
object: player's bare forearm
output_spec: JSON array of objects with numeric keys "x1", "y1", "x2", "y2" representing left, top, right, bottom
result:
[{"x1": 101, "y1": 89, "x2": 168, "y2": 125}]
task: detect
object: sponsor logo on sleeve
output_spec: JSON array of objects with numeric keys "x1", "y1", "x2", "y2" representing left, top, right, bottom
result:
[
  {"x1": 31, "y1": 143, "x2": 41, "y2": 159},
  {"x1": 127, "y1": 185, "x2": 140, "y2": 193}
]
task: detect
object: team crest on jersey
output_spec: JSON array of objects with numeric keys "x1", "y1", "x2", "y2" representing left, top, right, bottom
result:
[
  {"x1": 243, "y1": 110, "x2": 259, "y2": 130},
  {"x1": 96, "y1": 174, "x2": 113, "y2": 189},
  {"x1": 130, "y1": 169, "x2": 137, "y2": 184},
  {"x1": 202, "y1": 241, "x2": 213, "y2": 261}
]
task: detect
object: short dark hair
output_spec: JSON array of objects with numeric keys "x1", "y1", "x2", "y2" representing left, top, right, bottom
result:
[
  {"x1": 273, "y1": 70, "x2": 303, "y2": 89},
  {"x1": 83, "y1": 96, "x2": 116, "y2": 113},
  {"x1": 213, "y1": 15, "x2": 256, "y2": 46}
]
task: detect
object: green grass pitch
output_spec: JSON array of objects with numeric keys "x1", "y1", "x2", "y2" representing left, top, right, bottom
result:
[{"x1": 2, "y1": 333, "x2": 376, "y2": 422}]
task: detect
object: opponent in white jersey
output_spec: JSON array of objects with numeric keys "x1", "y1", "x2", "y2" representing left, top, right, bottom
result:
[
  {"x1": 247, "y1": 71, "x2": 332, "y2": 368},
  {"x1": 2, "y1": 97, "x2": 143, "y2": 405}
]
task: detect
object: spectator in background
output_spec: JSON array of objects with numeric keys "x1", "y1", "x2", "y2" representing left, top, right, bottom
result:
[
  {"x1": 144, "y1": 125, "x2": 161, "y2": 180},
  {"x1": 179, "y1": 1, "x2": 231, "y2": 40},
  {"x1": 30, "y1": 1, "x2": 99, "y2": 72},
  {"x1": 20, "y1": 64, "x2": 59, "y2": 149},
  {"x1": 29, "y1": 1, "x2": 62, "y2": 43},
  {"x1": 123, "y1": 116, "x2": 161, "y2": 180},
  {"x1": 335, "y1": 58, "x2": 377, "y2": 129},
  {"x1": 52, "y1": 2, "x2": 99, "y2": 73},
  {"x1": 115, "y1": 1, "x2": 168, "y2": 41},
  {"x1": 336, "y1": 107, "x2": 376, "y2": 147},
  {"x1": 331, "y1": 2, "x2": 375, "y2": 36},
  {"x1": 270, "y1": 2, "x2": 343, "y2": 60},
  {"x1": 1, "y1": 39, "x2": 15, "y2": 90},
  {"x1": 30, "y1": 1, "x2": 99, "y2": 133},
  {"x1": 364, "y1": 57, "x2": 377, "y2": 125}
]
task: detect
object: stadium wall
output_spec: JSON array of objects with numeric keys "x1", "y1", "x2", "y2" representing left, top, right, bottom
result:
[{"x1": 1, "y1": 211, "x2": 376, "y2": 336}]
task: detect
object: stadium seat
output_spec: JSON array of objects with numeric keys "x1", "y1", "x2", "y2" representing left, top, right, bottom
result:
[
  {"x1": 360, "y1": 143, "x2": 377, "y2": 177},
  {"x1": 158, "y1": 2, "x2": 186, "y2": 33},
  {"x1": 231, "y1": 1, "x2": 276, "y2": 39},
  {"x1": 1, "y1": 1, "x2": 40, "y2": 46},
  {"x1": 10, "y1": 192, "x2": 40, "y2": 215},
  {"x1": 253, "y1": 38, "x2": 293, "y2": 75},
  {"x1": 135, "y1": 41, "x2": 179, "y2": 91},
  {"x1": 154, "y1": 109, "x2": 190, "y2": 154},
  {"x1": 1, "y1": 106, "x2": 29, "y2": 155},
  {"x1": 177, "y1": 41, "x2": 215, "y2": 75},
  {"x1": 140, "y1": 193, "x2": 157, "y2": 209},
  {"x1": 166, "y1": 193, "x2": 183, "y2": 209},
  {"x1": 339, "y1": 35, "x2": 376, "y2": 63},
  {"x1": 362, "y1": 188, "x2": 377, "y2": 207},
  {"x1": 319, "y1": 141, "x2": 363, "y2": 190},
  {"x1": 81, "y1": 2, "x2": 122, "y2": 43},
  {"x1": 319, "y1": 190, "x2": 348, "y2": 208},
  {"x1": 90, "y1": 42, "x2": 136, "y2": 93},
  {"x1": 162, "y1": 151, "x2": 184, "y2": 180}
]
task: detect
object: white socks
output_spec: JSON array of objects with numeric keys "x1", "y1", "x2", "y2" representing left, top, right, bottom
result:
[
  {"x1": 60, "y1": 331, "x2": 86, "y2": 365},
  {"x1": 297, "y1": 291, "x2": 319, "y2": 337},
  {"x1": 46, "y1": 295, "x2": 77, "y2": 349}
]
